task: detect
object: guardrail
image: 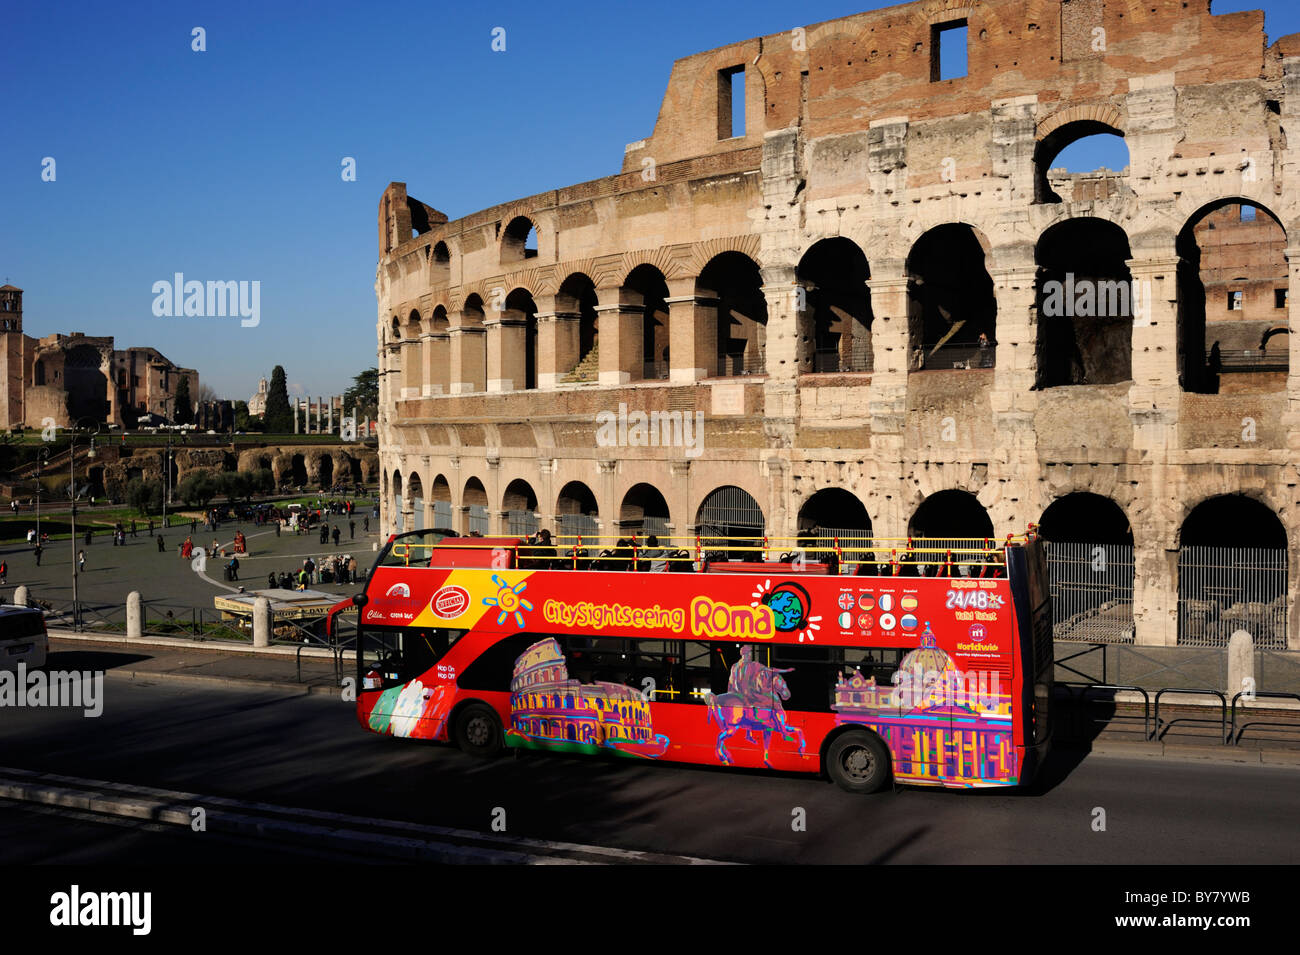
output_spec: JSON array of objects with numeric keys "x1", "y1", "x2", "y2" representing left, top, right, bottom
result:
[
  {"x1": 1055, "y1": 682, "x2": 1151, "y2": 741},
  {"x1": 1229, "y1": 691, "x2": 1300, "y2": 745},
  {"x1": 1153, "y1": 688, "x2": 1228, "y2": 743}
]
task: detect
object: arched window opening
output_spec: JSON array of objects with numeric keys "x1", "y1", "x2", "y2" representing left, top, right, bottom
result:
[
  {"x1": 798, "y1": 239, "x2": 873, "y2": 373},
  {"x1": 1177, "y1": 200, "x2": 1287, "y2": 394},
  {"x1": 907, "y1": 225, "x2": 996, "y2": 371},
  {"x1": 1034, "y1": 218, "x2": 1133, "y2": 388}
]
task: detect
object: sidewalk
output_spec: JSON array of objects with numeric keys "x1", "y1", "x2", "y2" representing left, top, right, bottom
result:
[{"x1": 47, "y1": 633, "x2": 344, "y2": 695}]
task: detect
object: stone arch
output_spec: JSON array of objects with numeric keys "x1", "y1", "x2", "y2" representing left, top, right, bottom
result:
[
  {"x1": 556, "y1": 480, "x2": 600, "y2": 539},
  {"x1": 697, "y1": 251, "x2": 767, "y2": 377},
  {"x1": 503, "y1": 478, "x2": 539, "y2": 536},
  {"x1": 695, "y1": 484, "x2": 766, "y2": 560},
  {"x1": 797, "y1": 237, "x2": 873, "y2": 374},
  {"x1": 462, "y1": 476, "x2": 488, "y2": 534},
  {"x1": 1034, "y1": 105, "x2": 1127, "y2": 203},
  {"x1": 503, "y1": 287, "x2": 540, "y2": 390},
  {"x1": 407, "y1": 470, "x2": 425, "y2": 531},
  {"x1": 556, "y1": 273, "x2": 599, "y2": 380},
  {"x1": 500, "y1": 215, "x2": 539, "y2": 265},
  {"x1": 622, "y1": 264, "x2": 671, "y2": 380},
  {"x1": 619, "y1": 482, "x2": 671, "y2": 538},
  {"x1": 430, "y1": 473, "x2": 452, "y2": 529},
  {"x1": 1034, "y1": 216, "x2": 1134, "y2": 387},
  {"x1": 1176, "y1": 197, "x2": 1288, "y2": 394},
  {"x1": 906, "y1": 223, "x2": 996, "y2": 371}
]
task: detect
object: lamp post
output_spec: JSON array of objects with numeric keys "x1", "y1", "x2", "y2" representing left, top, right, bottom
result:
[
  {"x1": 35, "y1": 446, "x2": 50, "y2": 543},
  {"x1": 68, "y1": 418, "x2": 103, "y2": 628}
]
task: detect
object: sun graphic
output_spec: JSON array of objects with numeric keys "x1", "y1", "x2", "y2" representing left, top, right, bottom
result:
[{"x1": 482, "y1": 574, "x2": 533, "y2": 628}]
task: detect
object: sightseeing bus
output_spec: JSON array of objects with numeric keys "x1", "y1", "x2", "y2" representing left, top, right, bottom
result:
[{"x1": 329, "y1": 530, "x2": 1053, "y2": 793}]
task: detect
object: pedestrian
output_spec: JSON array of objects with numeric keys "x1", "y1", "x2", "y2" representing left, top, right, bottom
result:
[
  {"x1": 363, "y1": 515, "x2": 370, "y2": 532},
  {"x1": 147, "y1": 519, "x2": 153, "y2": 534},
  {"x1": 228, "y1": 556, "x2": 240, "y2": 581},
  {"x1": 275, "y1": 520, "x2": 281, "y2": 537},
  {"x1": 26, "y1": 528, "x2": 35, "y2": 545},
  {"x1": 332, "y1": 526, "x2": 340, "y2": 546},
  {"x1": 78, "y1": 550, "x2": 86, "y2": 572},
  {"x1": 0, "y1": 560, "x2": 7, "y2": 585},
  {"x1": 156, "y1": 535, "x2": 164, "y2": 553},
  {"x1": 84, "y1": 529, "x2": 92, "y2": 546},
  {"x1": 349, "y1": 520, "x2": 355, "y2": 539},
  {"x1": 297, "y1": 568, "x2": 308, "y2": 591},
  {"x1": 348, "y1": 556, "x2": 358, "y2": 582},
  {"x1": 33, "y1": 544, "x2": 43, "y2": 567},
  {"x1": 130, "y1": 520, "x2": 137, "y2": 537},
  {"x1": 191, "y1": 518, "x2": 197, "y2": 533},
  {"x1": 304, "y1": 557, "x2": 315, "y2": 585}
]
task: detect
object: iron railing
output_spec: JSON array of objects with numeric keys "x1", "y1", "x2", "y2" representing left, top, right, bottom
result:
[
  {"x1": 1044, "y1": 541, "x2": 1135, "y2": 643},
  {"x1": 1178, "y1": 545, "x2": 1287, "y2": 648}
]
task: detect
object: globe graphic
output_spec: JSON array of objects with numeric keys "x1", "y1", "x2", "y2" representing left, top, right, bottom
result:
[{"x1": 767, "y1": 589, "x2": 805, "y2": 631}]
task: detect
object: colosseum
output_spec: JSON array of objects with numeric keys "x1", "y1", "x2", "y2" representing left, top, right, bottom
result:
[{"x1": 375, "y1": 0, "x2": 1300, "y2": 652}]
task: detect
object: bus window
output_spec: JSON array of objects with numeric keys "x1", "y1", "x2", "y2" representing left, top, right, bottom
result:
[
  {"x1": 841, "y1": 647, "x2": 905, "y2": 687},
  {"x1": 360, "y1": 626, "x2": 465, "y2": 689},
  {"x1": 682, "y1": 641, "x2": 741, "y2": 703},
  {"x1": 566, "y1": 636, "x2": 636, "y2": 690},
  {"x1": 629, "y1": 639, "x2": 682, "y2": 703},
  {"x1": 457, "y1": 632, "x2": 540, "y2": 692},
  {"x1": 770, "y1": 644, "x2": 836, "y2": 713}
]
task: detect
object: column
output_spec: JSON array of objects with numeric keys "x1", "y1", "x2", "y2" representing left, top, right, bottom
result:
[
  {"x1": 596, "y1": 290, "x2": 642, "y2": 386},
  {"x1": 1126, "y1": 251, "x2": 1182, "y2": 450},
  {"x1": 425, "y1": 332, "x2": 448, "y2": 396},
  {"x1": 989, "y1": 259, "x2": 1040, "y2": 450},
  {"x1": 448, "y1": 319, "x2": 487, "y2": 393},
  {"x1": 760, "y1": 267, "x2": 799, "y2": 420},
  {"x1": 293, "y1": 401, "x2": 299, "y2": 434},
  {"x1": 865, "y1": 262, "x2": 910, "y2": 419},
  {"x1": 535, "y1": 293, "x2": 580, "y2": 389},
  {"x1": 666, "y1": 276, "x2": 715, "y2": 383},
  {"x1": 327, "y1": 399, "x2": 333, "y2": 435},
  {"x1": 486, "y1": 315, "x2": 527, "y2": 392}
]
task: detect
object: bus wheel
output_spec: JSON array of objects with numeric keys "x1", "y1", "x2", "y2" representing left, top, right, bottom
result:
[
  {"x1": 454, "y1": 703, "x2": 503, "y2": 757},
  {"x1": 826, "y1": 730, "x2": 889, "y2": 794}
]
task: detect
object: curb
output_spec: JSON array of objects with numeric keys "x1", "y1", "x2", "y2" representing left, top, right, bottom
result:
[
  {"x1": 102, "y1": 668, "x2": 341, "y2": 696},
  {"x1": 48, "y1": 630, "x2": 348, "y2": 660}
]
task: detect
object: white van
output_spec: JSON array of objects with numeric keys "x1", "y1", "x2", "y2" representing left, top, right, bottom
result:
[{"x1": 0, "y1": 606, "x2": 48, "y2": 670}]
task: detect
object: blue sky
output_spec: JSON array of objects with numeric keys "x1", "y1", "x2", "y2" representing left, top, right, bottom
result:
[{"x1": 2, "y1": 0, "x2": 1296, "y2": 402}]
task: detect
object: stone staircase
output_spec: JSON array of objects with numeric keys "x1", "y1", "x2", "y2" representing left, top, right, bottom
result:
[{"x1": 562, "y1": 343, "x2": 600, "y2": 383}]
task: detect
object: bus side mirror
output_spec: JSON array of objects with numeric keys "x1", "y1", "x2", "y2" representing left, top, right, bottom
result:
[{"x1": 353, "y1": 593, "x2": 369, "y2": 608}]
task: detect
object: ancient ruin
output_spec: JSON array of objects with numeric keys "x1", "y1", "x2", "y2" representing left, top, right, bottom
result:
[{"x1": 374, "y1": 0, "x2": 1300, "y2": 648}]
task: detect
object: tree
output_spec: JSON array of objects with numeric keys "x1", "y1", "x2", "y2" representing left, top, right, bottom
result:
[
  {"x1": 174, "y1": 376, "x2": 193, "y2": 425},
  {"x1": 263, "y1": 366, "x2": 293, "y2": 433},
  {"x1": 343, "y1": 368, "x2": 378, "y2": 423},
  {"x1": 126, "y1": 478, "x2": 164, "y2": 516},
  {"x1": 177, "y1": 470, "x2": 219, "y2": 507},
  {"x1": 233, "y1": 400, "x2": 250, "y2": 431}
]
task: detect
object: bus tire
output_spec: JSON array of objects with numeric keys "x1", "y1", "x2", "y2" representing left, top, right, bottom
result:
[
  {"x1": 454, "y1": 703, "x2": 503, "y2": 758},
  {"x1": 826, "y1": 729, "x2": 890, "y2": 794}
]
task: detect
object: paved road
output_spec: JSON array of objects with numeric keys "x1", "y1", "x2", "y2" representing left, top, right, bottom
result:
[
  {"x1": 1, "y1": 511, "x2": 383, "y2": 612},
  {"x1": 2, "y1": 678, "x2": 1298, "y2": 864}
]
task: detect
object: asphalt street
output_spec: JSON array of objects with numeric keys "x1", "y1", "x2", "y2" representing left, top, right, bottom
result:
[{"x1": 2, "y1": 677, "x2": 1297, "y2": 864}]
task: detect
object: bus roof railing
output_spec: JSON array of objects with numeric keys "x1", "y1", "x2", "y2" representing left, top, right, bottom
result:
[{"x1": 381, "y1": 530, "x2": 1037, "y2": 573}]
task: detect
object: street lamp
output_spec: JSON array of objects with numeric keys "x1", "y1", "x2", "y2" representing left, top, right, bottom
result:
[
  {"x1": 35, "y1": 445, "x2": 51, "y2": 544},
  {"x1": 68, "y1": 418, "x2": 103, "y2": 628}
]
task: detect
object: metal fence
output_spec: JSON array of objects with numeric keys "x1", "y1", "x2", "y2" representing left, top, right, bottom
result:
[
  {"x1": 506, "y1": 509, "x2": 539, "y2": 536},
  {"x1": 556, "y1": 513, "x2": 600, "y2": 539},
  {"x1": 919, "y1": 343, "x2": 995, "y2": 370},
  {"x1": 696, "y1": 487, "x2": 765, "y2": 556},
  {"x1": 433, "y1": 500, "x2": 452, "y2": 528},
  {"x1": 1178, "y1": 545, "x2": 1287, "y2": 648},
  {"x1": 1044, "y1": 541, "x2": 1135, "y2": 643},
  {"x1": 812, "y1": 348, "x2": 873, "y2": 374},
  {"x1": 411, "y1": 498, "x2": 425, "y2": 531},
  {"x1": 467, "y1": 504, "x2": 489, "y2": 536}
]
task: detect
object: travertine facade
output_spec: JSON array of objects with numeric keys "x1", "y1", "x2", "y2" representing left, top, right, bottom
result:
[{"x1": 375, "y1": 0, "x2": 1300, "y2": 648}]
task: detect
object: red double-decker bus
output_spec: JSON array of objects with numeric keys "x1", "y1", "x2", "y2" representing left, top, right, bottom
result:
[{"x1": 329, "y1": 531, "x2": 1053, "y2": 793}]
